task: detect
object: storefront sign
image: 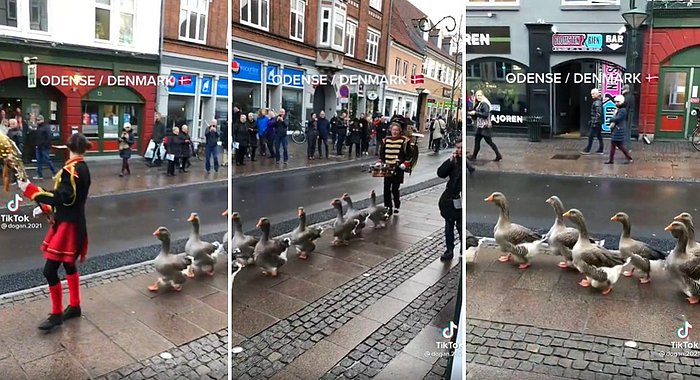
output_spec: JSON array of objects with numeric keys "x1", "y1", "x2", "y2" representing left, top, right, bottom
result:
[
  {"x1": 427, "y1": 98, "x2": 436, "y2": 104},
  {"x1": 168, "y1": 73, "x2": 197, "y2": 95},
  {"x1": 27, "y1": 64, "x2": 37, "y2": 88},
  {"x1": 232, "y1": 58, "x2": 262, "y2": 82},
  {"x1": 367, "y1": 92, "x2": 378, "y2": 101},
  {"x1": 266, "y1": 65, "x2": 280, "y2": 85},
  {"x1": 490, "y1": 114, "x2": 525, "y2": 125},
  {"x1": 466, "y1": 27, "x2": 510, "y2": 54},
  {"x1": 217, "y1": 78, "x2": 228, "y2": 97},
  {"x1": 201, "y1": 77, "x2": 213, "y2": 96},
  {"x1": 552, "y1": 33, "x2": 626, "y2": 54},
  {"x1": 442, "y1": 88, "x2": 452, "y2": 98},
  {"x1": 600, "y1": 62, "x2": 623, "y2": 132},
  {"x1": 282, "y1": 67, "x2": 305, "y2": 88}
]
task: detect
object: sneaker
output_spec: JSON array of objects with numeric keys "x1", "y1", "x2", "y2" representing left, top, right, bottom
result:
[
  {"x1": 604, "y1": 161, "x2": 614, "y2": 165},
  {"x1": 393, "y1": 209, "x2": 400, "y2": 214},
  {"x1": 625, "y1": 159, "x2": 633, "y2": 164},
  {"x1": 63, "y1": 305, "x2": 81, "y2": 321},
  {"x1": 440, "y1": 251, "x2": 454, "y2": 261},
  {"x1": 595, "y1": 151, "x2": 605, "y2": 155},
  {"x1": 32, "y1": 176, "x2": 44, "y2": 180},
  {"x1": 579, "y1": 150, "x2": 591, "y2": 155},
  {"x1": 38, "y1": 313, "x2": 63, "y2": 331}
]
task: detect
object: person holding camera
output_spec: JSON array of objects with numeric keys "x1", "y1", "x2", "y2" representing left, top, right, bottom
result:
[
  {"x1": 234, "y1": 114, "x2": 250, "y2": 166},
  {"x1": 335, "y1": 111, "x2": 349, "y2": 156},
  {"x1": 118, "y1": 122, "x2": 134, "y2": 177},
  {"x1": 437, "y1": 139, "x2": 463, "y2": 261},
  {"x1": 274, "y1": 109, "x2": 290, "y2": 164},
  {"x1": 204, "y1": 120, "x2": 220, "y2": 173}
]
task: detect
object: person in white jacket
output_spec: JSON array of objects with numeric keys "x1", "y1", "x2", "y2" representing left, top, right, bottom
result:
[{"x1": 431, "y1": 115, "x2": 446, "y2": 153}]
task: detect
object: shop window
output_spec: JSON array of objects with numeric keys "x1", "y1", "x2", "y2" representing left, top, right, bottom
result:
[
  {"x1": 369, "y1": 0, "x2": 381, "y2": 11},
  {"x1": 394, "y1": 58, "x2": 401, "y2": 76},
  {"x1": 29, "y1": 0, "x2": 47, "y2": 31},
  {"x1": 466, "y1": 63, "x2": 481, "y2": 78},
  {"x1": 82, "y1": 103, "x2": 100, "y2": 139},
  {"x1": 240, "y1": 0, "x2": 269, "y2": 31},
  {"x1": 290, "y1": 0, "x2": 305, "y2": 42},
  {"x1": 662, "y1": 72, "x2": 688, "y2": 112},
  {"x1": 384, "y1": 98, "x2": 393, "y2": 117},
  {"x1": 180, "y1": 0, "x2": 209, "y2": 43},
  {"x1": 345, "y1": 19, "x2": 356, "y2": 56},
  {"x1": 366, "y1": 28, "x2": 380, "y2": 64},
  {"x1": 282, "y1": 89, "x2": 303, "y2": 128},
  {"x1": 467, "y1": 60, "x2": 528, "y2": 117},
  {"x1": 232, "y1": 82, "x2": 261, "y2": 115}
]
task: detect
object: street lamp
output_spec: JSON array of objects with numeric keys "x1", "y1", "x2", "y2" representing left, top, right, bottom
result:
[{"x1": 621, "y1": 6, "x2": 649, "y2": 144}]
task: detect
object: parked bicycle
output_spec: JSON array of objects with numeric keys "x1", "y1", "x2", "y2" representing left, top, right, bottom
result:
[
  {"x1": 290, "y1": 120, "x2": 307, "y2": 144},
  {"x1": 692, "y1": 108, "x2": 700, "y2": 151}
]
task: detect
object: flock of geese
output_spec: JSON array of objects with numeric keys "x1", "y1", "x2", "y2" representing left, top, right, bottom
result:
[
  {"x1": 482, "y1": 192, "x2": 700, "y2": 303},
  {"x1": 231, "y1": 191, "x2": 393, "y2": 277}
]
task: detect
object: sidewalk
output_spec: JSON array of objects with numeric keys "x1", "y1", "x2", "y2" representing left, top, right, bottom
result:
[
  {"x1": 231, "y1": 185, "x2": 460, "y2": 380},
  {"x1": 466, "y1": 135, "x2": 700, "y2": 182},
  {"x1": 0, "y1": 251, "x2": 228, "y2": 379}
]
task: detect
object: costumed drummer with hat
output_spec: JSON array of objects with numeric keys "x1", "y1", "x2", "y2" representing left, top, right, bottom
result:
[{"x1": 378, "y1": 118, "x2": 414, "y2": 215}]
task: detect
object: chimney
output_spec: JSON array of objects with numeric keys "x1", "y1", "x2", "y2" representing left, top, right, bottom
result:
[
  {"x1": 442, "y1": 37, "x2": 451, "y2": 55},
  {"x1": 429, "y1": 32, "x2": 439, "y2": 48}
]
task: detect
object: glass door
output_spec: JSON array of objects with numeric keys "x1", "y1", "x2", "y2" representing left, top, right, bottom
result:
[
  {"x1": 685, "y1": 67, "x2": 700, "y2": 138},
  {"x1": 656, "y1": 69, "x2": 690, "y2": 139}
]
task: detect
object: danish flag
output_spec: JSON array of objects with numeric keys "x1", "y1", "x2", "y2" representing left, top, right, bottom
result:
[
  {"x1": 178, "y1": 75, "x2": 192, "y2": 85},
  {"x1": 410, "y1": 74, "x2": 425, "y2": 84}
]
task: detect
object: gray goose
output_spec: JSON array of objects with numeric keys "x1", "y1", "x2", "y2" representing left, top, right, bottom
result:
[
  {"x1": 563, "y1": 209, "x2": 627, "y2": 293},
  {"x1": 664, "y1": 222, "x2": 700, "y2": 304},
  {"x1": 331, "y1": 199, "x2": 360, "y2": 246},
  {"x1": 149, "y1": 227, "x2": 191, "y2": 292},
  {"x1": 290, "y1": 207, "x2": 323, "y2": 260},
  {"x1": 543, "y1": 196, "x2": 579, "y2": 269},
  {"x1": 673, "y1": 213, "x2": 700, "y2": 257},
  {"x1": 254, "y1": 217, "x2": 291, "y2": 277},
  {"x1": 485, "y1": 192, "x2": 541, "y2": 263},
  {"x1": 231, "y1": 212, "x2": 258, "y2": 266},
  {"x1": 610, "y1": 212, "x2": 668, "y2": 283}
]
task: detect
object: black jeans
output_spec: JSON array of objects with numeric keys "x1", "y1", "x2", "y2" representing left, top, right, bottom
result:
[
  {"x1": 318, "y1": 137, "x2": 329, "y2": 158},
  {"x1": 609, "y1": 141, "x2": 632, "y2": 161},
  {"x1": 307, "y1": 136, "x2": 317, "y2": 158},
  {"x1": 361, "y1": 136, "x2": 369, "y2": 153},
  {"x1": 383, "y1": 174, "x2": 402, "y2": 209},
  {"x1": 44, "y1": 259, "x2": 77, "y2": 286},
  {"x1": 348, "y1": 142, "x2": 360, "y2": 157},
  {"x1": 236, "y1": 146, "x2": 248, "y2": 165},
  {"x1": 336, "y1": 134, "x2": 346, "y2": 155},
  {"x1": 445, "y1": 218, "x2": 463, "y2": 252},
  {"x1": 584, "y1": 126, "x2": 604, "y2": 153},
  {"x1": 471, "y1": 128, "x2": 501, "y2": 159},
  {"x1": 433, "y1": 138, "x2": 442, "y2": 153},
  {"x1": 167, "y1": 157, "x2": 178, "y2": 175}
]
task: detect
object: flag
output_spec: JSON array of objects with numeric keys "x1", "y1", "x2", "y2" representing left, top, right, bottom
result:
[
  {"x1": 410, "y1": 74, "x2": 424, "y2": 85},
  {"x1": 178, "y1": 76, "x2": 192, "y2": 85}
]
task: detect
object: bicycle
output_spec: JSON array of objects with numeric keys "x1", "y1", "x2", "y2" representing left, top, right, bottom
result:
[
  {"x1": 692, "y1": 107, "x2": 700, "y2": 151},
  {"x1": 290, "y1": 121, "x2": 307, "y2": 144}
]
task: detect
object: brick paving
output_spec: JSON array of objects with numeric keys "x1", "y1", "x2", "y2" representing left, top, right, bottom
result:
[{"x1": 467, "y1": 319, "x2": 700, "y2": 380}]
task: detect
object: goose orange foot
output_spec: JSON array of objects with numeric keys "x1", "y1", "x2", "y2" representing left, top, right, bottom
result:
[
  {"x1": 579, "y1": 279, "x2": 590, "y2": 287},
  {"x1": 687, "y1": 296, "x2": 700, "y2": 304},
  {"x1": 498, "y1": 255, "x2": 510, "y2": 263},
  {"x1": 186, "y1": 271, "x2": 196, "y2": 279},
  {"x1": 623, "y1": 269, "x2": 634, "y2": 277},
  {"x1": 147, "y1": 282, "x2": 160, "y2": 292},
  {"x1": 601, "y1": 288, "x2": 613, "y2": 295},
  {"x1": 206, "y1": 271, "x2": 215, "y2": 277},
  {"x1": 639, "y1": 277, "x2": 651, "y2": 284},
  {"x1": 270, "y1": 271, "x2": 279, "y2": 277},
  {"x1": 557, "y1": 262, "x2": 569, "y2": 269},
  {"x1": 298, "y1": 253, "x2": 308, "y2": 260},
  {"x1": 173, "y1": 284, "x2": 183, "y2": 292},
  {"x1": 518, "y1": 263, "x2": 530, "y2": 269}
]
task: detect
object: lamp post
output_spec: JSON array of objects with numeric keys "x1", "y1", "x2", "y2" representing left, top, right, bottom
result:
[{"x1": 621, "y1": 6, "x2": 649, "y2": 144}]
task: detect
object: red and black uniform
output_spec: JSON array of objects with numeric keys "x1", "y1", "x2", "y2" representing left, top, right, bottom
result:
[
  {"x1": 379, "y1": 136, "x2": 411, "y2": 211},
  {"x1": 24, "y1": 156, "x2": 91, "y2": 318}
]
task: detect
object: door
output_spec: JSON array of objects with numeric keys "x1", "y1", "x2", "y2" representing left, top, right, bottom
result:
[
  {"x1": 686, "y1": 68, "x2": 700, "y2": 137},
  {"x1": 656, "y1": 68, "x2": 690, "y2": 139}
]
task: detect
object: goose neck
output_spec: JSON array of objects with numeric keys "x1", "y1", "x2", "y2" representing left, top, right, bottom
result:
[{"x1": 620, "y1": 220, "x2": 631, "y2": 238}]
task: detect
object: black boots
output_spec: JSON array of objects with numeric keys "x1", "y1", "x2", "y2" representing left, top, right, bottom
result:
[
  {"x1": 63, "y1": 305, "x2": 82, "y2": 321},
  {"x1": 440, "y1": 250, "x2": 454, "y2": 261},
  {"x1": 38, "y1": 314, "x2": 63, "y2": 331}
]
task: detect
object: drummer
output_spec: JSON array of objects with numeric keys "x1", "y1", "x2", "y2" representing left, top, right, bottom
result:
[{"x1": 379, "y1": 122, "x2": 411, "y2": 215}]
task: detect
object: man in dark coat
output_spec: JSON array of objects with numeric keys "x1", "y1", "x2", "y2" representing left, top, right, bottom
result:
[
  {"x1": 437, "y1": 139, "x2": 462, "y2": 261},
  {"x1": 33, "y1": 115, "x2": 56, "y2": 179},
  {"x1": 220, "y1": 120, "x2": 228, "y2": 167},
  {"x1": 317, "y1": 110, "x2": 330, "y2": 159},
  {"x1": 335, "y1": 111, "x2": 348, "y2": 156},
  {"x1": 204, "y1": 120, "x2": 220, "y2": 173},
  {"x1": 581, "y1": 88, "x2": 605, "y2": 155},
  {"x1": 622, "y1": 84, "x2": 635, "y2": 143},
  {"x1": 151, "y1": 112, "x2": 166, "y2": 166}
]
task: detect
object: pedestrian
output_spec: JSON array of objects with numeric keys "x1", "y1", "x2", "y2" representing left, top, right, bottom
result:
[
  {"x1": 234, "y1": 114, "x2": 250, "y2": 166},
  {"x1": 204, "y1": 120, "x2": 220, "y2": 173},
  {"x1": 220, "y1": 120, "x2": 228, "y2": 167},
  {"x1": 33, "y1": 115, "x2": 57, "y2": 179},
  {"x1": 336, "y1": 111, "x2": 348, "y2": 156},
  {"x1": 307, "y1": 112, "x2": 319, "y2": 160},
  {"x1": 432, "y1": 115, "x2": 446, "y2": 153},
  {"x1": 118, "y1": 122, "x2": 134, "y2": 177},
  {"x1": 330, "y1": 112, "x2": 339, "y2": 146},
  {"x1": 468, "y1": 90, "x2": 502, "y2": 162},
  {"x1": 360, "y1": 114, "x2": 370, "y2": 155},
  {"x1": 179, "y1": 125, "x2": 192, "y2": 173},
  {"x1": 605, "y1": 95, "x2": 633, "y2": 165},
  {"x1": 151, "y1": 112, "x2": 166, "y2": 166},
  {"x1": 580, "y1": 88, "x2": 605, "y2": 155},
  {"x1": 247, "y1": 113, "x2": 258, "y2": 162},
  {"x1": 317, "y1": 110, "x2": 330, "y2": 159},
  {"x1": 17, "y1": 133, "x2": 91, "y2": 331},
  {"x1": 6, "y1": 119, "x2": 22, "y2": 184},
  {"x1": 274, "y1": 108, "x2": 289, "y2": 164},
  {"x1": 376, "y1": 117, "x2": 388, "y2": 156},
  {"x1": 380, "y1": 123, "x2": 411, "y2": 214},
  {"x1": 348, "y1": 118, "x2": 361, "y2": 158},
  {"x1": 257, "y1": 108, "x2": 269, "y2": 157},
  {"x1": 428, "y1": 117, "x2": 435, "y2": 150},
  {"x1": 437, "y1": 139, "x2": 463, "y2": 261},
  {"x1": 165, "y1": 126, "x2": 182, "y2": 177}
]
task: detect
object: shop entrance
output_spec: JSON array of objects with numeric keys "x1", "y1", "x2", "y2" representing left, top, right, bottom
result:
[
  {"x1": 82, "y1": 86, "x2": 144, "y2": 154},
  {"x1": 552, "y1": 59, "x2": 625, "y2": 136},
  {"x1": 656, "y1": 47, "x2": 700, "y2": 139}
]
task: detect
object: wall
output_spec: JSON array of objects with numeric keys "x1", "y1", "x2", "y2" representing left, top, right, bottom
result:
[
  {"x1": 386, "y1": 42, "x2": 424, "y2": 93},
  {"x1": 164, "y1": 0, "x2": 228, "y2": 61}
]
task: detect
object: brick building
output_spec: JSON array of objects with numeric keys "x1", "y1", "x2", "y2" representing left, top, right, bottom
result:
[
  {"x1": 158, "y1": 0, "x2": 229, "y2": 141},
  {"x1": 232, "y1": 0, "x2": 392, "y2": 123}
]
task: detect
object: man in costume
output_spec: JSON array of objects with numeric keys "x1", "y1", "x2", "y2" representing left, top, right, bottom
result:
[
  {"x1": 18, "y1": 133, "x2": 92, "y2": 331},
  {"x1": 379, "y1": 122, "x2": 412, "y2": 214}
]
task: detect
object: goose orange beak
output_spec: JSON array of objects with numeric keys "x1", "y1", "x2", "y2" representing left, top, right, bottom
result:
[
  {"x1": 674, "y1": 214, "x2": 683, "y2": 221},
  {"x1": 610, "y1": 215, "x2": 618, "y2": 221},
  {"x1": 664, "y1": 223, "x2": 674, "y2": 232},
  {"x1": 152, "y1": 229, "x2": 160, "y2": 236},
  {"x1": 562, "y1": 211, "x2": 572, "y2": 218},
  {"x1": 485, "y1": 194, "x2": 494, "y2": 202},
  {"x1": 187, "y1": 213, "x2": 196, "y2": 222},
  {"x1": 298, "y1": 209, "x2": 303, "y2": 217},
  {"x1": 256, "y1": 219, "x2": 263, "y2": 228},
  {"x1": 222, "y1": 210, "x2": 229, "y2": 216}
]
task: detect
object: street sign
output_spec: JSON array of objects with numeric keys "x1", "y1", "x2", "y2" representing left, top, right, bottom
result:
[
  {"x1": 27, "y1": 64, "x2": 36, "y2": 88},
  {"x1": 552, "y1": 33, "x2": 626, "y2": 54}
]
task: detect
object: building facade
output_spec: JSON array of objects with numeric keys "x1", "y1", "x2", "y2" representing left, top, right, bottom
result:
[
  {"x1": 422, "y1": 36, "x2": 460, "y2": 125},
  {"x1": 0, "y1": 0, "x2": 161, "y2": 157},
  {"x1": 466, "y1": 0, "x2": 636, "y2": 137},
  {"x1": 232, "y1": 0, "x2": 391, "y2": 125},
  {"x1": 158, "y1": 0, "x2": 229, "y2": 142}
]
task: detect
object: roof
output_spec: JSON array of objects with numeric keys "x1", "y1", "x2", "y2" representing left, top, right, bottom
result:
[{"x1": 392, "y1": 0, "x2": 455, "y2": 62}]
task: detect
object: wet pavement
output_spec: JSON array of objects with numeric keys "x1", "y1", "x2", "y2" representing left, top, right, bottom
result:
[
  {"x1": 466, "y1": 135, "x2": 700, "y2": 182},
  {"x1": 467, "y1": 171, "x2": 700, "y2": 379},
  {"x1": 231, "y1": 185, "x2": 461, "y2": 380},
  {"x1": 0, "y1": 247, "x2": 228, "y2": 379}
]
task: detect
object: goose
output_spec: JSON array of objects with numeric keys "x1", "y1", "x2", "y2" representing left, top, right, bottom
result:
[
  {"x1": 185, "y1": 213, "x2": 218, "y2": 277},
  {"x1": 664, "y1": 221, "x2": 700, "y2": 304},
  {"x1": 342, "y1": 193, "x2": 368, "y2": 236},
  {"x1": 575, "y1": 256, "x2": 631, "y2": 295},
  {"x1": 543, "y1": 196, "x2": 604, "y2": 269},
  {"x1": 222, "y1": 209, "x2": 230, "y2": 249},
  {"x1": 254, "y1": 217, "x2": 291, "y2": 277},
  {"x1": 290, "y1": 207, "x2": 323, "y2": 260},
  {"x1": 366, "y1": 190, "x2": 390, "y2": 229},
  {"x1": 149, "y1": 227, "x2": 192, "y2": 292},
  {"x1": 231, "y1": 212, "x2": 258, "y2": 266},
  {"x1": 673, "y1": 213, "x2": 700, "y2": 257},
  {"x1": 562, "y1": 209, "x2": 627, "y2": 289},
  {"x1": 484, "y1": 192, "x2": 542, "y2": 263},
  {"x1": 610, "y1": 212, "x2": 668, "y2": 283},
  {"x1": 466, "y1": 229, "x2": 479, "y2": 249},
  {"x1": 504, "y1": 238, "x2": 547, "y2": 269},
  {"x1": 331, "y1": 199, "x2": 360, "y2": 246}
]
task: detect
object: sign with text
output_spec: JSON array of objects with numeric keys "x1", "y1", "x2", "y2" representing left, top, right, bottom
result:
[
  {"x1": 599, "y1": 62, "x2": 624, "y2": 133},
  {"x1": 466, "y1": 27, "x2": 510, "y2": 55},
  {"x1": 552, "y1": 33, "x2": 626, "y2": 54}
]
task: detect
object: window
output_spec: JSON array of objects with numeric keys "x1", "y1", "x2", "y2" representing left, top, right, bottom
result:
[
  {"x1": 290, "y1": 0, "x2": 305, "y2": 41},
  {"x1": 333, "y1": 10, "x2": 345, "y2": 49},
  {"x1": 467, "y1": 63, "x2": 481, "y2": 78},
  {"x1": 0, "y1": 0, "x2": 17, "y2": 27},
  {"x1": 119, "y1": 0, "x2": 134, "y2": 44},
  {"x1": 369, "y1": 0, "x2": 382, "y2": 11},
  {"x1": 240, "y1": 0, "x2": 269, "y2": 30},
  {"x1": 394, "y1": 58, "x2": 401, "y2": 76},
  {"x1": 429, "y1": 60, "x2": 435, "y2": 78},
  {"x1": 95, "y1": 0, "x2": 135, "y2": 44},
  {"x1": 95, "y1": 0, "x2": 111, "y2": 40},
  {"x1": 345, "y1": 19, "x2": 357, "y2": 56},
  {"x1": 411, "y1": 64, "x2": 417, "y2": 77},
  {"x1": 466, "y1": 0, "x2": 519, "y2": 5},
  {"x1": 662, "y1": 72, "x2": 688, "y2": 111},
  {"x1": 180, "y1": 0, "x2": 209, "y2": 42},
  {"x1": 365, "y1": 28, "x2": 380, "y2": 64},
  {"x1": 29, "y1": 0, "x2": 47, "y2": 31},
  {"x1": 402, "y1": 61, "x2": 408, "y2": 77},
  {"x1": 320, "y1": 7, "x2": 330, "y2": 45},
  {"x1": 561, "y1": 0, "x2": 619, "y2": 5}
]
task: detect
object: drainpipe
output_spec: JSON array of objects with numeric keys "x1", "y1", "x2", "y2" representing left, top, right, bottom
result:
[
  {"x1": 158, "y1": 0, "x2": 165, "y2": 119},
  {"x1": 381, "y1": 0, "x2": 394, "y2": 117}
]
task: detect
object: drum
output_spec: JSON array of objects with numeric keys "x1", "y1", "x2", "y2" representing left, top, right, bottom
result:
[{"x1": 371, "y1": 164, "x2": 394, "y2": 177}]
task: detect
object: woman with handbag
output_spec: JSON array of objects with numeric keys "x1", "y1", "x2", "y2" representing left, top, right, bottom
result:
[
  {"x1": 468, "y1": 90, "x2": 502, "y2": 162},
  {"x1": 118, "y1": 123, "x2": 134, "y2": 177}
]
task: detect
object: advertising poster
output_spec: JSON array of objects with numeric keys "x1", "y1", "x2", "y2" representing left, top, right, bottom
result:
[{"x1": 599, "y1": 62, "x2": 622, "y2": 133}]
